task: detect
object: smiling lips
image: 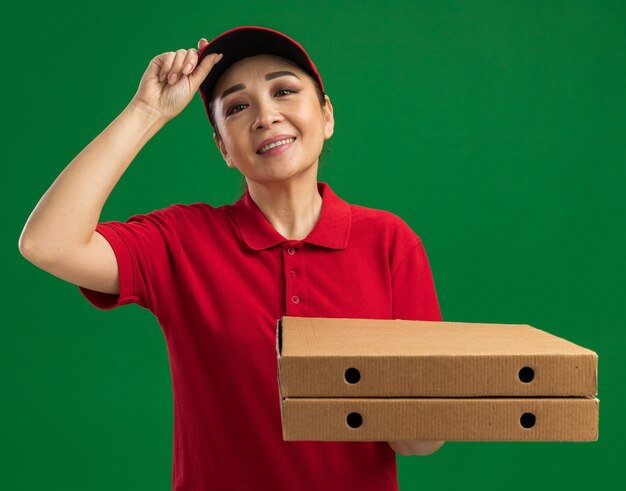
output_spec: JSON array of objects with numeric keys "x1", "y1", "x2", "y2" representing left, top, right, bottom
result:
[
  {"x1": 256, "y1": 135, "x2": 297, "y2": 154},
  {"x1": 258, "y1": 138, "x2": 296, "y2": 154}
]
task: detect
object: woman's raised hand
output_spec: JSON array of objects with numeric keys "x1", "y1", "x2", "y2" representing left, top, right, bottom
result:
[{"x1": 131, "y1": 38, "x2": 222, "y2": 122}]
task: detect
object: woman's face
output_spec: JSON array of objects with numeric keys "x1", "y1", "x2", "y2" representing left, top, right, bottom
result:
[{"x1": 211, "y1": 54, "x2": 334, "y2": 185}]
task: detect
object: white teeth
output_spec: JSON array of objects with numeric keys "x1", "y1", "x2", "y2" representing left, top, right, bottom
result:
[{"x1": 258, "y1": 138, "x2": 295, "y2": 154}]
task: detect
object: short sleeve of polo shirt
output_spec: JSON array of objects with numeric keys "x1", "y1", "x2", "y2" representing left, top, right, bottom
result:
[
  {"x1": 77, "y1": 205, "x2": 181, "y2": 314},
  {"x1": 391, "y1": 237, "x2": 443, "y2": 322}
]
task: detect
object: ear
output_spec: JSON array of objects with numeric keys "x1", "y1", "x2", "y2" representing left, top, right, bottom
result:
[
  {"x1": 213, "y1": 132, "x2": 235, "y2": 168},
  {"x1": 322, "y1": 94, "x2": 334, "y2": 140}
]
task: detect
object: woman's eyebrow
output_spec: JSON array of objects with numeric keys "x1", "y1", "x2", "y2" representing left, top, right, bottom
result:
[
  {"x1": 220, "y1": 71, "x2": 300, "y2": 100},
  {"x1": 266, "y1": 70, "x2": 300, "y2": 81}
]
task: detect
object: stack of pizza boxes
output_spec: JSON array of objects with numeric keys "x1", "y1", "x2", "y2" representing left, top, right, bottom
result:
[{"x1": 276, "y1": 316, "x2": 598, "y2": 442}]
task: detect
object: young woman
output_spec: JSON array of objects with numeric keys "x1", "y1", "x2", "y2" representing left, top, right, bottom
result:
[{"x1": 19, "y1": 26, "x2": 444, "y2": 490}]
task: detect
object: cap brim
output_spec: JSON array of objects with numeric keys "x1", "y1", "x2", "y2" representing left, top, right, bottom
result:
[{"x1": 198, "y1": 26, "x2": 323, "y2": 102}]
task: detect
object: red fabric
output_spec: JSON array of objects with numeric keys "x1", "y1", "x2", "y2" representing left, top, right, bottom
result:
[{"x1": 78, "y1": 181, "x2": 442, "y2": 491}]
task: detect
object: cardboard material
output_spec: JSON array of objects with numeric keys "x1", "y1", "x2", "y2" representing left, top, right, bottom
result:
[
  {"x1": 276, "y1": 316, "x2": 599, "y2": 442},
  {"x1": 277, "y1": 316, "x2": 597, "y2": 397},
  {"x1": 281, "y1": 397, "x2": 599, "y2": 441}
]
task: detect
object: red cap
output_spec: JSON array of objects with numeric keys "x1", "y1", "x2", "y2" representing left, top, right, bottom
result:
[{"x1": 197, "y1": 26, "x2": 324, "y2": 127}]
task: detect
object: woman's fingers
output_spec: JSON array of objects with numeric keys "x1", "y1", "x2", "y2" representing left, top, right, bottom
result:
[
  {"x1": 153, "y1": 38, "x2": 219, "y2": 96},
  {"x1": 163, "y1": 49, "x2": 190, "y2": 85},
  {"x1": 198, "y1": 37, "x2": 209, "y2": 52},
  {"x1": 182, "y1": 39, "x2": 210, "y2": 77},
  {"x1": 187, "y1": 51, "x2": 223, "y2": 91},
  {"x1": 157, "y1": 41, "x2": 211, "y2": 85},
  {"x1": 158, "y1": 52, "x2": 175, "y2": 82},
  {"x1": 157, "y1": 49, "x2": 192, "y2": 84}
]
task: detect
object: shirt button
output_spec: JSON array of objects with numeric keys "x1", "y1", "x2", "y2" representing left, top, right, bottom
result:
[
  {"x1": 287, "y1": 247, "x2": 296, "y2": 255},
  {"x1": 289, "y1": 270, "x2": 297, "y2": 278},
  {"x1": 291, "y1": 295, "x2": 300, "y2": 304}
]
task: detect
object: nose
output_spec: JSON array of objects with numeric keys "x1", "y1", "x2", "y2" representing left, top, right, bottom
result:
[{"x1": 253, "y1": 96, "x2": 283, "y2": 130}]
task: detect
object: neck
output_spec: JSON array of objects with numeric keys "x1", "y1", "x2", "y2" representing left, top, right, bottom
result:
[{"x1": 246, "y1": 170, "x2": 322, "y2": 241}]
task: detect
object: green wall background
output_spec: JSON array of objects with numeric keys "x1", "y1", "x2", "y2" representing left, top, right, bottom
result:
[{"x1": 3, "y1": 0, "x2": 624, "y2": 489}]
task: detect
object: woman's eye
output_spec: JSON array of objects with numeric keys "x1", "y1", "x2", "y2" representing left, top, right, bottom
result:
[
  {"x1": 225, "y1": 89, "x2": 297, "y2": 116},
  {"x1": 226, "y1": 104, "x2": 246, "y2": 116}
]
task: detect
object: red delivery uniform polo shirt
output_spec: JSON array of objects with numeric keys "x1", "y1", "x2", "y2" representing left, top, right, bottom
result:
[{"x1": 78, "y1": 181, "x2": 442, "y2": 491}]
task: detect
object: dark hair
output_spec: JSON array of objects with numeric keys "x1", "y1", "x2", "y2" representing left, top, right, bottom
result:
[{"x1": 207, "y1": 72, "x2": 330, "y2": 199}]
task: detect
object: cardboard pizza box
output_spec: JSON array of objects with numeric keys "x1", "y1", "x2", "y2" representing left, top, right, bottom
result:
[
  {"x1": 280, "y1": 397, "x2": 598, "y2": 441},
  {"x1": 277, "y1": 316, "x2": 598, "y2": 397},
  {"x1": 276, "y1": 316, "x2": 599, "y2": 442}
]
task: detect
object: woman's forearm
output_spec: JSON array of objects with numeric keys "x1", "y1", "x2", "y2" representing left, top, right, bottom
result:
[{"x1": 19, "y1": 100, "x2": 166, "y2": 263}]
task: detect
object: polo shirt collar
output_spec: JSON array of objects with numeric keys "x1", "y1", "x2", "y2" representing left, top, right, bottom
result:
[{"x1": 233, "y1": 181, "x2": 351, "y2": 251}]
